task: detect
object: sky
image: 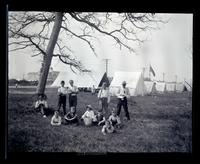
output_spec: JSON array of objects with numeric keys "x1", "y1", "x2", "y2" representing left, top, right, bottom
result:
[{"x1": 9, "y1": 13, "x2": 193, "y2": 83}]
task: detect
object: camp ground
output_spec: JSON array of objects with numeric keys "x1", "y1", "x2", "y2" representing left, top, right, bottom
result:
[{"x1": 109, "y1": 71, "x2": 146, "y2": 96}]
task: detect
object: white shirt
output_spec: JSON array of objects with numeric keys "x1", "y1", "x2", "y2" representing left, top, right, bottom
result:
[
  {"x1": 82, "y1": 110, "x2": 96, "y2": 120},
  {"x1": 58, "y1": 86, "x2": 67, "y2": 94},
  {"x1": 68, "y1": 85, "x2": 78, "y2": 95},
  {"x1": 51, "y1": 115, "x2": 62, "y2": 126},
  {"x1": 117, "y1": 86, "x2": 130, "y2": 99},
  {"x1": 35, "y1": 100, "x2": 48, "y2": 108},
  {"x1": 98, "y1": 88, "x2": 111, "y2": 102}
]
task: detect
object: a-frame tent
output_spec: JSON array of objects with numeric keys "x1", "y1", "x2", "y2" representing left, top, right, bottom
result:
[
  {"x1": 51, "y1": 71, "x2": 109, "y2": 88},
  {"x1": 175, "y1": 83, "x2": 185, "y2": 92},
  {"x1": 109, "y1": 71, "x2": 146, "y2": 96}
]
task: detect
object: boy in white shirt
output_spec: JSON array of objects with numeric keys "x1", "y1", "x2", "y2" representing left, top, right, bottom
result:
[
  {"x1": 81, "y1": 105, "x2": 97, "y2": 126},
  {"x1": 68, "y1": 80, "x2": 78, "y2": 112},
  {"x1": 101, "y1": 120, "x2": 115, "y2": 135},
  {"x1": 116, "y1": 81, "x2": 130, "y2": 120},
  {"x1": 51, "y1": 111, "x2": 62, "y2": 126},
  {"x1": 97, "y1": 82, "x2": 110, "y2": 116},
  {"x1": 58, "y1": 80, "x2": 67, "y2": 115},
  {"x1": 35, "y1": 94, "x2": 48, "y2": 118}
]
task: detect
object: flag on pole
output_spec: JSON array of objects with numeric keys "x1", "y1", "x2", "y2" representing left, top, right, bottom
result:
[{"x1": 150, "y1": 65, "x2": 155, "y2": 77}]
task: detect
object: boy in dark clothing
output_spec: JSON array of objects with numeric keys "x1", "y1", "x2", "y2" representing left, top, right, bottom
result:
[{"x1": 64, "y1": 106, "x2": 79, "y2": 125}]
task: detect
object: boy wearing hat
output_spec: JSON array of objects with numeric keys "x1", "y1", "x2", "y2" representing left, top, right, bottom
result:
[
  {"x1": 116, "y1": 81, "x2": 130, "y2": 120},
  {"x1": 81, "y1": 105, "x2": 97, "y2": 126}
]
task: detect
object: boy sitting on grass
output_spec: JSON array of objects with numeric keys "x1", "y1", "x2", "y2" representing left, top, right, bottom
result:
[
  {"x1": 108, "y1": 108, "x2": 121, "y2": 128},
  {"x1": 94, "y1": 110, "x2": 106, "y2": 126},
  {"x1": 35, "y1": 94, "x2": 48, "y2": 118},
  {"x1": 101, "y1": 120, "x2": 115, "y2": 135},
  {"x1": 64, "y1": 106, "x2": 79, "y2": 125},
  {"x1": 51, "y1": 111, "x2": 62, "y2": 126},
  {"x1": 81, "y1": 105, "x2": 97, "y2": 126}
]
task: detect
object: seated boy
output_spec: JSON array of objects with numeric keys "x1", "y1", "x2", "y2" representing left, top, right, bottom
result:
[
  {"x1": 81, "y1": 105, "x2": 97, "y2": 126},
  {"x1": 94, "y1": 110, "x2": 106, "y2": 126},
  {"x1": 35, "y1": 94, "x2": 48, "y2": 118},
  {"x1": 101, "y1": 120, "x2": 115, "y2": 135},
  {"x1": 64, "y1": 106, "x2": 79, "y2": 125},
  {"x1": 108, "y1": 108, "x2": 121, "y2": 128},
  {"x1": 51, "y1": 111, "x2": 62, "y2": 126}
]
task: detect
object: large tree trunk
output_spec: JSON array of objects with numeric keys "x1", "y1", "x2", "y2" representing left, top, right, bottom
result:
[{"x1": 36, "y1": 12, "x2": 63, "y2": 95}]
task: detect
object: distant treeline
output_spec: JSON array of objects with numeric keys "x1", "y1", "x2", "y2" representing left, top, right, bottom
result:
[{"x1": 9, "y1": 79, "x2": 38, "y2": 86}]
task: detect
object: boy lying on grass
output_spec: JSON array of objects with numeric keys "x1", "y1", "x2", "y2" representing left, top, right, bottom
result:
[
  {"x1": 35, "y1": 94, "x2": 48, "y2": 118},
  {"x1": 108, "y1": 108, "x2": 121, "y2": 128},
  {"x1": 64, "y1": 106, "x2": 79, "y2": 126},
  {"x1": 81, "y1": 105, "x2": 97, "y2": 126},
  {"x1": 102, "y1": 120, "x2": 115, "y2": 135},
  {"x1": 51, "y1": 111, "x2": 62, "y2": 126}
]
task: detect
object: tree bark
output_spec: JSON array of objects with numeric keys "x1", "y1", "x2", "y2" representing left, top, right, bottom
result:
[{"x1": 36, "y1": 12, "x2": 63, "y2": 95}]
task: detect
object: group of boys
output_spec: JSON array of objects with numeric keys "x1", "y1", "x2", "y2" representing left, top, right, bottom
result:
[{"x1": 35, "y1": 79, "x2": 131, "y2": 135}]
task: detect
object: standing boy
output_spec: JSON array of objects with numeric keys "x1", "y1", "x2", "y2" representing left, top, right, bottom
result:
[
  {"x1": 68, "y1": 80, "x2": 78, "y2": 111},
  {"x1": 116, "y1": 81, "x2": 130, "y2": 120},
  {"x1": 58, "y1": 80, "x2": 67, "y2": 115}
]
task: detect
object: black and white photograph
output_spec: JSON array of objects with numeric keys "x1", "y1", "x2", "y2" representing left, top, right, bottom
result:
[{"x1": 7, "y1": 12, "x2": 192, "y2": 154}]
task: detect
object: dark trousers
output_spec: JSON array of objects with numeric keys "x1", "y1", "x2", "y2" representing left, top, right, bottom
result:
[
  {"x1": 36, "y1": 104, "x2": 46, "y2": 115},
  {"x1": 117, "y1": 97, "x2": 130, "y2": 120},
  {"x1": 58, "y1": 95, "x2": 66, "y2": 115},
  {"x1": 69, "y1": 95, "x2": 77, "y2": 111}
]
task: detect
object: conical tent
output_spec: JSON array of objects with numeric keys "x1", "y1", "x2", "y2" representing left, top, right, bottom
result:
[
  {"x1": 109, "y1": 71, "x2": 146, "y2": 96},
  {"x1": 144, "y1": 81, "x2": 157, "y2": 94},
  {"x1": 98, "y1": 72, "x2": 110, "y2": 87},
  {"x1": 155, "y1": 82, "x2": 166, "y2": 93}
]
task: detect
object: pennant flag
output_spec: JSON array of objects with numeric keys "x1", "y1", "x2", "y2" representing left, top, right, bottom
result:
[{"x1": 150, "y1": 65, "x2": 156, "y2": 77}]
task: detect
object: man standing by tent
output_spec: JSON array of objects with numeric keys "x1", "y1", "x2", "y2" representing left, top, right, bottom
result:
[
  {"x1": 116, "y1": 81, "x2": 130, "y2": 120},
  {"x1": 68, "y1": 80, "x2": 78, "y2": 112}
]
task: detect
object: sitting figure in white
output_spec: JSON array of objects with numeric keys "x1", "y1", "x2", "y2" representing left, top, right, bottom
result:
[
  {"x1": 108, "y1": 108, "x2": 121, "y2": 128},
  {"x1": 81, "y1": 105, "x2": 97, "y2": 126},
  {"x1": 51, "y1": 111, "x2": 62, "y2": 126},
  {"x1": 101, "y1": 120, "x2": 115, "y2": 135}
]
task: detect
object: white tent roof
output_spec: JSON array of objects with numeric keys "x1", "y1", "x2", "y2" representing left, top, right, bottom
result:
[
  {"x1": 51, "y1": 71, "x2": 105, "y2": 88},
  {"x1": 109, "y1": 71, "x2": 146, "y2": 96},
  {"x1": 155, "y1": 82, "x2": 166, "y2": 92},
  {"x1": 166, "y1": 83, "x2": 176, "y2": 92},
  {"x1": 184, "y1": 79, "x2": 192, "y2": 92}
]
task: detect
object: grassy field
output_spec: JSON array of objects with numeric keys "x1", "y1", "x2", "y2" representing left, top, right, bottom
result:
[{"x1": 8, "y1": 87, "x2": 192, "y2": 153}]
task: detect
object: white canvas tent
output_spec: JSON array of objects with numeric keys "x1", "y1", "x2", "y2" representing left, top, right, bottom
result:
[
  {"x1": 184, "y1": 79, "x2": 192, "y2": 92},
  {"x1": 109, "y1": 71, "x2": 146, "y2": 96},
  {"x1": 144, "y1": 81, "x2": 157, "y2": 94},
  {"x1": 175, "y1": 83, "x2": 184, "y2": 92},
  {"x1": 166, "y1": 83, "x2": 176, "y2": 92},
  {"x1": 51, "y1": 71, "x2": 106, "y2": 88},
  {"x1": 155, "y1": 82, "x2": 166, "y2": 93}
]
